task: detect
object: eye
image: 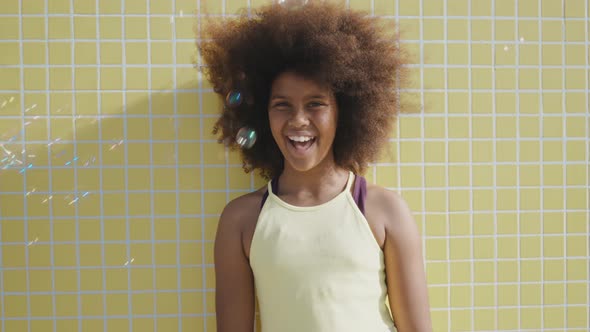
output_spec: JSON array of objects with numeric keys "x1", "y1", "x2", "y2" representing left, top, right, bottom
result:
[
  {"x1": 308, "y1": 102, "x2": 325, "y2": 107},
  {"x1": 272, "y1": 102, "x2": 290, "y2": 109}
]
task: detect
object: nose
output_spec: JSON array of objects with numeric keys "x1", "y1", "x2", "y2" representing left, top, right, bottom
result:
[{"x1": 288, "y1": 106, "x2": 309, "y2": 128}]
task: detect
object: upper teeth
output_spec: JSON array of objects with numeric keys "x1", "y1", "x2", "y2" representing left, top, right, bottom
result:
[{"x1": 289, "y1": 136, "x2": 314, "y2": 142}]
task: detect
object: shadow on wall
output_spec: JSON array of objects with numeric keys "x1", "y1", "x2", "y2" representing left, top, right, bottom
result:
[
  {"x1": 1, "y1": 80, "x2": 257, "y2": 212},
  {"x1": 0, "y1": 77, "x2": 265, "y2": 328},
  {"x1": 0, "y1": 79, "x2": 259, "y2": 270}
]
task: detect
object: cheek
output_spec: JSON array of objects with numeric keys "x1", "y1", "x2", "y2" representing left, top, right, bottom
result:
[
  {"x1": 317, "y1": 114, "x2": 338, "y2": 135},
  {"x1": 268, "y1": 114, "x2": 283, "y2": 139}
]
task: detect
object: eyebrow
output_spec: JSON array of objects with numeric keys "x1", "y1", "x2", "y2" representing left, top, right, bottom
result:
[{"x1": 270, "y1": 94, "x2": 329, "y2": 100}]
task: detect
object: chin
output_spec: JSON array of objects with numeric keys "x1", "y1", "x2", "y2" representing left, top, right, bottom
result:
[
  {"x1": 284, "y1": 159, "x2": 319, "y2": 173},
  {"x1": 278, "y1": 140, "x2": 334, "y2": 174}
]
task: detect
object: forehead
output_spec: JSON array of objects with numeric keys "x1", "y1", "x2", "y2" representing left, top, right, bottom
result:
[{"x1": 270, "y1": 71, "x2": 332, "y2": 97}]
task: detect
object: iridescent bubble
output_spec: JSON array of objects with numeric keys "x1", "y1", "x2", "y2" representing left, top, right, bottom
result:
[
  {"x1": 109, "y1": 139, "x2": 124, "y2": 151},
  {"x1": 47, "y1": 138, "x2": 62, "y2": 147},
  {"x1": 1, "y1": 146, "x2": 25, "y2": 171},
  {"x1": 41, "y1": 195, "x2": 53, "y2": 204},
  {"x1": 225, "y1": 90, "x2": 243, "y2": 108},
  {"x1": 19, "y1": 163, "x2": 33, "y2": 174},
  {"x1": 67, "y1": 191, "x2": 90, "y2": 205},
  {"x1": 236, "y1": 127, "x2": 257, "y2": 149},
  {"x1": 27, "y1": 237, "x2": 39, "y2": 246},
  {"x1": 24, "y1": 104, "x2": 37, "y2": 113},
  {"x1": 277, "y1": 0, "x2": 309, "y2": 8},
  {"x1": 64, "y1": 156, "x2": 79, "y2": 166}
]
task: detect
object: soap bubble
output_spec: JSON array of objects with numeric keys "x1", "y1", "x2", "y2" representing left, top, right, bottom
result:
[
  {"x1": 225, "y1": 90, "x2": 243, "y2": 108},
  {"x1": 236, "y1": 127, "x2": 257, "y2": 149},
  {"x1": 27, "y1": 237, "x2": 39, "y2": 246}
]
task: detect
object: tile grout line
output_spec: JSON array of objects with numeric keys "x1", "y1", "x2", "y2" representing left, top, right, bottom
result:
[
  {"x1": 466, "y1": 1, "x2": 475, "y2": 329},
  {"x1": 196, "y1": 1, "x2": 208, "y2": 330},
  {"x1": 418, "y1": 0, "x2": 428, "y2": 323},
  {"x1": 442, "y1": 1, "x2": 451, "y2": 330},
  {"x1": 4, "y1": 86, "x2": 590, "y2": 94},
  {"x1": 537, "y1": 0, "x2": 545, "y2": 328},
  {"x1": 514, "y1": 0, "x2": 522, "y2": 329},
  {"x1": 146, "y1": 0, "x2": 159, "y2": 330},
  {"x1": 4, "y1": 62, "x2": 590, "y2": 69},
  {"x1": 490, "y1": 0, "x2": 499, "y2": 328},
  {"x1": 18, "y1": 0, "x2": 31, "y2": 330},
  {"x1": 68, "y1": 0, "x2": 82, "y2": 330},
  {"x1": 0, "y1": 207, "x2": 584, "y2": 219},
  {"x1": 2, "y1": 275, "x2": 588, "y2": 286},
  {"x1": 94, "y1": 0, "x2": 108, "y2": 330},
  {"x1": 4, "y1": 12, "x2": 590, "y2": 21},
  {"x1": 585, "y1": 0, "x2": 590, "y2": 328},
  {"x1": 120, "y1": 0, "x2": 134, "y2": 330},
  {"x1": 46, "y1": 0, "x2": 57, "y2": 330},
  {"x1": 6, "y1": 135, "x2": 590, "y2": 143},
  {"x1": 0, "y1": 232, "x2": 586, "y2": 244},
  {"x1": 170, "y1": 0, "x2": 183, "y2": 330},
  {"x1": 560, "y1": 0, "x2": 568, "y2": 327}
]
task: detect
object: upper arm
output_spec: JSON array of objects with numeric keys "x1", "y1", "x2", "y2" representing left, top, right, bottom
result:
[
  {"x1": 214, "y1": 199, "x2": 256, "y2": 332},
  {"x1": 380, "y1": 190, "x2": 432, "y2": 332}
]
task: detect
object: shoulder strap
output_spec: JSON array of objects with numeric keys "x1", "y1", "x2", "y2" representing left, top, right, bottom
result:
[
  {"x1": 352, "y1": 174, "x2": 367, "y2": 215},
  {"x1": 260, "y1": 177, "x2": 279, "y2": 209},
  {"x1": 260, "y1": 174, "x2": 367, "y2": 215}
]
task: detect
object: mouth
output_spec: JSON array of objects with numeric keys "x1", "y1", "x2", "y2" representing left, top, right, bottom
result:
[{"x1": 286, "y1": 135, "x2": 316, "y2": 153}]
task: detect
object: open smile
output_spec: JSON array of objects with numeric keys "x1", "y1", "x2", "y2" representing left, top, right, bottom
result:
[{"x1": 286, "y1": 135, "x2": 316, "y2": 153}]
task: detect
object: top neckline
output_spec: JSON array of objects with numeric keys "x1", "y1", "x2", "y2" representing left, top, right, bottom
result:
[{"x1": 267, "y1": 171, "x2": 355, "y2": 211}]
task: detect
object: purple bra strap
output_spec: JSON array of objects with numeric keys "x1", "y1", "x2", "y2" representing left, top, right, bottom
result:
[
  {"x1": 352, "y1": 174, "x2": 367, "y2": 215},
  {"x1": 260, "y1": 174, "x2": 367, "y2": 215}
]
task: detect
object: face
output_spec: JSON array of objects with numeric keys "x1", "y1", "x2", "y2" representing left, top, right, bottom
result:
[{"x1": 268, "y1": 71, "x2": 338, "y2": 173}]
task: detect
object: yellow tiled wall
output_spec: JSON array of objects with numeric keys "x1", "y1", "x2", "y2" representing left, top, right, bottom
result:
[{"x1": 0, "y1": 0, "x2": 588, "y2": 331}]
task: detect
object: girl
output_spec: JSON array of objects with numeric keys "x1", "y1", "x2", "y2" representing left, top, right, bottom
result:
[{"x1": 198, "y1": 2, "x2": 432, "y2": 331}]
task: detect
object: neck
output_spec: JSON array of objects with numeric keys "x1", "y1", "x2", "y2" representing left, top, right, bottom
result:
[{"x1": 278, "y1": 158, "x2": 350, "y2": 197}]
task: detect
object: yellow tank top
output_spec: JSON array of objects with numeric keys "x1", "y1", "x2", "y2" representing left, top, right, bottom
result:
[{"x1": 250, "y1": 171, "x2": 397, "y2": 332}]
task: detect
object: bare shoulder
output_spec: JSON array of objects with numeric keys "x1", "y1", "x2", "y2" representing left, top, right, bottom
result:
[
  {"x1": 214, "y1": 186, "x2": 267, "y2": 332},
  {"x1": 367, "y1": 185, "x2": 432, "y2": 332},
  {"x1": 367, "y1": 185, "x2": 432, "y2": 331},
  {"x1": 365, "y1": 183, "x2": 420, "y2": 241},
  {"x1": 220, "y1": 186, "x2": 266, "y2": 227},
  {"x1": 217, "y1": 185, "x2": 267, "y2": 257}
]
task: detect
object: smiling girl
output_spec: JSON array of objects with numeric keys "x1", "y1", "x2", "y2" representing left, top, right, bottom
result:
[{"x1": 197, "y1": 2, "x2": 432, "y2": 331}]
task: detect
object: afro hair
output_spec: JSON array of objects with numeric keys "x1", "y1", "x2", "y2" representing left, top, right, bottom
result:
[{"x1": 197, "y1": 1, "x2": 410, "y2": 180}]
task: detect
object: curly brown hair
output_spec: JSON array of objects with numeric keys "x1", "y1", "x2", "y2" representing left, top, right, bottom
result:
[{"x1": 197, "y1": 1, "x2": 409, "y2": 180}]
